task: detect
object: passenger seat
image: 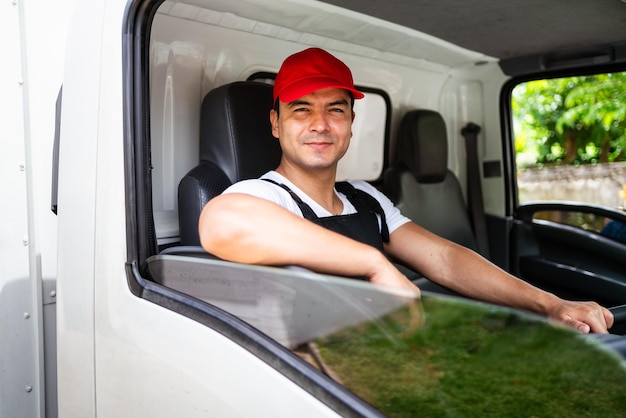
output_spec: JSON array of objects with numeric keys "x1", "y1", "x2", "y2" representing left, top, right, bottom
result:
[{"x1": 383, "y1": 109, "x2": 478, "y2": 252}]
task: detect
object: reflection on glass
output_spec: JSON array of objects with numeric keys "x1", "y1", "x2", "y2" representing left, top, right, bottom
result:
[
  {"x1": 535, "y1": 210, "x2": 607, "y2": 232},
  {"x1": 149, "y1": 255, "x2": 626, "y2": 417},
  {"x1": 311, "y1": 297, "x2": 626, "y2": 417}
]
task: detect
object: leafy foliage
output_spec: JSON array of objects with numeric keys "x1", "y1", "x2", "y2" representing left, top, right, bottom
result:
[{"x1": 513, "y1": 72, "x2": 626, "y2": 167}]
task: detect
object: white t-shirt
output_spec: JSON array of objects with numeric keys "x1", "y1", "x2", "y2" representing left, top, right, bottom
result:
[{"x1": 223, "y1": 171, "x2": 411, "y2": 235}]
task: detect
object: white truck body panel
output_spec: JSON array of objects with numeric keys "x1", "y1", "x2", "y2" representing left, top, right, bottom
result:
[{"x1": 1, "y1": 0, "x2": 76, "y2": 416}]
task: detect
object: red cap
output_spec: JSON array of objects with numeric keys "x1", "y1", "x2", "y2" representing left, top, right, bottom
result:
[{"x1": 273, "y1": 48, "x2": 365, "y2": 103}]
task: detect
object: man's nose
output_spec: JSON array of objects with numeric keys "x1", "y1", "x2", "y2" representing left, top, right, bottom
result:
[{"x1": 309, "y1": 111, "x2": 330, "y2": 133}]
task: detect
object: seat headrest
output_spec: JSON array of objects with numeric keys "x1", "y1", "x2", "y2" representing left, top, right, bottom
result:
[
  {"x1": 199, "y1": 81, "x2": 281, "y2": 183},
  {"x1": 396, "y1": 109, "x2": 448, "y2": 183}
]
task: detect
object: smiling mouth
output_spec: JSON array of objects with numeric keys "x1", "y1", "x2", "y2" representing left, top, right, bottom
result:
[{"x1": 306, "y1": 142, "x2": 333, "y2": 149}]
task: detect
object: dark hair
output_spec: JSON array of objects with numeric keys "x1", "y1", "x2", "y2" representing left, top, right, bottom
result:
[
  {"x1": 273, "y1": 98, "x2": 280, "y2": 116},
  {"x1": 273, "y1": 94, "x2": 356, "y2": 118}
]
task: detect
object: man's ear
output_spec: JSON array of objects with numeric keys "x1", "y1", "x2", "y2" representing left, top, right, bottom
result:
[{"x1": 270, "y1": 109, "x2": 279, "y2": 139}]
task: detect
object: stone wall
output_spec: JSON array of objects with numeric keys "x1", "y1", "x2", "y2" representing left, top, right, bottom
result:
[{"x1": 517, "y1": 162, "x2": 626, "y2": 209}]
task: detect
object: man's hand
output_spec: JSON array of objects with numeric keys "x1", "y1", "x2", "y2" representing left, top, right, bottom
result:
[
  {"x1": 368, "y1": 259, "x2": 421, "y2": 299},
  {"x1": 547, "y1": 300, "x2": 614, "y2": 334}
]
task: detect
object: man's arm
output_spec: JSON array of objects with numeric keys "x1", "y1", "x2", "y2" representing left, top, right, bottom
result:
[
  {"x1": 199, "y1": 193, "x2": 419, "y2": 296},
  {"x1": 386, "y1": 222, "x2": 614, "y2": 333}
]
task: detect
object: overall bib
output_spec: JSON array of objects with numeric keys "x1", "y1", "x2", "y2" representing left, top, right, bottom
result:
[{"x1": 263, "y1": 179, "x2": 389, "y2": 254}]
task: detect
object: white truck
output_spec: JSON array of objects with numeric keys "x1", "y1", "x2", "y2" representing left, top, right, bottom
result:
[{"x1": 2, "y1": 1, "x2": 626, "y2": 417}]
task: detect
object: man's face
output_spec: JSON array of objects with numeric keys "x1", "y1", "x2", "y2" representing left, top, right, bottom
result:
[{"x1": 270, "y1": 88, "x2": 354, "y2": 172}]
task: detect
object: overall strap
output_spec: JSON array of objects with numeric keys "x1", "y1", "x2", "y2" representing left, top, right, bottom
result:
[
  {"x1": 261, "y1": 178, "x2": 319, "y2": 219},
  {"x1": 334, "y1": 182, "x2": 390, "y2": 243},
  {"x1": 262, "y1": 178, "x2": 389, "y2": 243}
]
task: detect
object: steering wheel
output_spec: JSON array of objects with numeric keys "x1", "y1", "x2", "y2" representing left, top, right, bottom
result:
[
  {"x1": 609, "y1": 304, "x2": 626, "y2": 336},
  {"x1": 587, "y1": 304, "x2": 626, "y2": 360},
  {"x1": 610, "y1": 304, "x2": 626, "y2": 325}
]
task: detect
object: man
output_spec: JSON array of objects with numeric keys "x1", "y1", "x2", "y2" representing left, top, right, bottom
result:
[{"x1": 199, "y1": 48, "x2": 613, "y2": 334}]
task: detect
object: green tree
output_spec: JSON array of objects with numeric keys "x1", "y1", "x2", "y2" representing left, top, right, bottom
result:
[{"x1": 512, "y1": 72, "x2": 626, "y2": 167}]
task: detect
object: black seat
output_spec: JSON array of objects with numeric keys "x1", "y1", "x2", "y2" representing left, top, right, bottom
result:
[
  {"x1": 383, "y1": 109, "x2": 478, "y2": 252},
  {"x1": 177, "y1": 81, "x2": 281, "y2": 246}
]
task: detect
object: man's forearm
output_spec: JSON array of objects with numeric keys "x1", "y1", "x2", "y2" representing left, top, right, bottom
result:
[
  {"x1": 387, "y1": 222, "x2": 562, "y2": 312},
  {"x1": 199, "y1": 193, "x2": 392, "y2": 278}
]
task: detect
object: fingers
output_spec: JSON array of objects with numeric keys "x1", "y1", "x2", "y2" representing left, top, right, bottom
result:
[
  {"x1": 603, "y1": 307, "x2": 615, "y2": 329},
  {"x1": 378, "y1": 274, "x2": 421, "y2": 299},
  {"x1": 368, "y1": 262, "x2": 421, "y2": 298},
  {"x1": 559, "y1": 302, "x2": 611, "y2": 334},
  {"x1": 569, "y1": 321, "x2": 591, "y2": 334},
  {"x1": 401, "y1": 274, "x2": 421, "y2": 299}
]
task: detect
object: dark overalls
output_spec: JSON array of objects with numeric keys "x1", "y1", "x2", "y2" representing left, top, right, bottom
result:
[{"x1": 263, "y1": 179, "x2": 390, "y2": 255}]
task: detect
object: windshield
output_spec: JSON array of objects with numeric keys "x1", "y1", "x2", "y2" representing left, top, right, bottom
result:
[{"x1": 148, "y1": 255, "x2": 626, "y2": 416}]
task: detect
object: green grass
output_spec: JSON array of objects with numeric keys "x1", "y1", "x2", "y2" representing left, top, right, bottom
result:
[{"x1": 316, "y1": 298, "x2": 626, "y2": 417}]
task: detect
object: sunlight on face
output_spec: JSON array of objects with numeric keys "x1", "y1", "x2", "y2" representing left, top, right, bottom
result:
[{"x1": 271, "y1": 88, "x2": 354, "y2": 173}]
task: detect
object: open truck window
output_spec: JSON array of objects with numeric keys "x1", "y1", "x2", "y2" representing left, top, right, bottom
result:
[
  {"x1": 506, "y1": 70, "x2": 626, "y2": 314},
  {"x1": 511, "y1": 71, "x2": 626, "y2": 239}
]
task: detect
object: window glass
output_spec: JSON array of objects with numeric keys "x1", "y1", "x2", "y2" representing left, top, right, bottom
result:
[
  {"x1": 148, "y1": 255, "x2": 626, "y2": 417},
  {"x1": 512, "y1": 72, "x2": 626, "y2": 227}
]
